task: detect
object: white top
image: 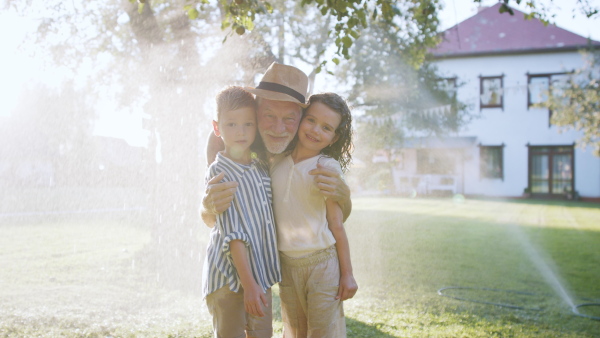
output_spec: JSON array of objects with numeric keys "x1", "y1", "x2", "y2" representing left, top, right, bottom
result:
[{"x1": 270, "y1": 154, "x2": 343, "y2": 257}]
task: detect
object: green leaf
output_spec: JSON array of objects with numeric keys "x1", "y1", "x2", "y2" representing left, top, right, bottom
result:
[
  {"x1": 265, "y1": 2, "x2": 273, "y2": 13},
  {"x1": 357, "y1": 9, "x2": 367, "y2": 28},
  {"x1": 348, "y1": 17, "x2": 358, "y2": 29},
  {"x1": 332, "y1": 57, "x2": 340, "y2": 65},
  {"x1": 499, "y1": 4, "x2": 514, "y2": 15},
  {"x1": 341, "y1": 36, "x2": 353, "y2": 49},
  {"x1": 245, "y1": 18, "x2": 255, "y2": 31},
  {"x1": 187, "y1": 8, "x2": 199, "y2": 20}
]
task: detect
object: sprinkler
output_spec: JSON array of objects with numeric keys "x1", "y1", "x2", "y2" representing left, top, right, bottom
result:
[
  {"x1": 437, "y1": 286, "x2": 541, "y2": 310},
  {"x1": 572, "y1": 303, "x2": 600, "y2": 321}
]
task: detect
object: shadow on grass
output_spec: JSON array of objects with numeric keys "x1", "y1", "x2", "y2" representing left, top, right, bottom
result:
[
  {"x1": 359, "y1": 194, "x2": 600, "y2": 209},
  {"x1": 346, "y1": 317, "x2": 396, "y2": 337},
  {"x1": 273, "y1": 292, "x2": 395, "y2": 337},
  {"x1": 464, "y1": 196, "x2": 600, "y2": 209}
]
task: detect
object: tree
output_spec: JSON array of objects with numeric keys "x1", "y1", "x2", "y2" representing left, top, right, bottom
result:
[
  {"x1": 187, "y1": 0, "x2": 599, "y2": 65},
  {"x1": 6, "y1": 0, "x2": 268, "y2": 291},
  {"x1": 540, "y1": 51, "x2": 600, "y2": 156},
  {"x1": 484, "y1": 0, "x2": 599, "y2": 22},
  {"x1": 0, "y1": 82, "x2": 96, "y2": 187}
]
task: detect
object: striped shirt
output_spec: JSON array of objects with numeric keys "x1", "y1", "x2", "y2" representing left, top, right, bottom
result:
[{"x1": 202, "y1": 153, "x2": 281, "y2": 298}]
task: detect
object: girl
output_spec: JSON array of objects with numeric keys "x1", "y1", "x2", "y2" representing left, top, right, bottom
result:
[{"x1": 270, "y1": 92, "x2": 357, "y2": 336}]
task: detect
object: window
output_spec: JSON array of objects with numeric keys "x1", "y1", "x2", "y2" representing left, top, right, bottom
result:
[
  {"x1": 479, "y1": 145, "x2": 504, "y2": 179},
  {"x1": 480, "y1": 75, "x2": 504, "y2": 109},
  {"x1": 527, "y1": 72, "x2": 570, "y2": 108}
]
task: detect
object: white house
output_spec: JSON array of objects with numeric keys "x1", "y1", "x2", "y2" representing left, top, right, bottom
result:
[{"x1": 390, "y1": 3, "x2": 600, "y2": 200}]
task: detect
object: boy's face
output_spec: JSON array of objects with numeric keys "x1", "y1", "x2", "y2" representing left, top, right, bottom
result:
[{"x1": 212, "y1": 106, "x2": 257, "y2": 159}]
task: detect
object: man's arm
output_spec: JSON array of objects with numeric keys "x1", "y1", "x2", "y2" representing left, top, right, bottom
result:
[
  {"x1": 206, "y1": 131, "x2": 224, "y2": 167},
  {"x1": 200, "y1": 132, "x2": 236, "y2": 228},
  {"x1": 309, "y1": 163, "x2": 352, "y2": 221},
  {"x1": 200, "y1": 172, "x2": 238, "y2": 228}
]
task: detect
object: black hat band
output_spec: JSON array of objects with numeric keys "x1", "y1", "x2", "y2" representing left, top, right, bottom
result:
[{"x1": 256, "y1": 81, "x2": 306, "y2": 104}]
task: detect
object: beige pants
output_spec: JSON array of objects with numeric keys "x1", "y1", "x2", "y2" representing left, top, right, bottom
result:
[
  {"x1": 206, "y1": 286, "x2": 273, "y2": 338},
  {"x1": 279, "y1": 246, "x2": 346, "y2": 338}
]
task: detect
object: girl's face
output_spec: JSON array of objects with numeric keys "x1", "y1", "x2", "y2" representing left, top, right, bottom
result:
[{"x1": 297, "y1": 101, "x2": 341, "y2": 155}]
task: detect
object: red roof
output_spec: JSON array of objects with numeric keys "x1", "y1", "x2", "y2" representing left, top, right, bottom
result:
[{"x1": 432, "y1": 3, "x2": 600, "y2": 58}]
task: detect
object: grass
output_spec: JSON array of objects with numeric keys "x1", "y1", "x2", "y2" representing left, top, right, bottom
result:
[{"x1": 1, "y1": 196, "x2": 599, "y2": 337}]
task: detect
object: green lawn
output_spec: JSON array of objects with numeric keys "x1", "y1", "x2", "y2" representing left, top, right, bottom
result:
[{"x1": 1, "y1": 197, "x2": 599, "y2": 337}]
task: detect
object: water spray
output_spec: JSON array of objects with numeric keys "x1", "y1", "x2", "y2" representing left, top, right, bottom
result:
[
  {"x1": 437, "y1": 211, "x2": 600, "y2": 321},
  {"x1": 438, "y1": 286, "x2": 600, "y2": 321}
]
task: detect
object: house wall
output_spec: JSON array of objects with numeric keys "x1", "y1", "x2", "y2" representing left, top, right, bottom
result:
[{"x1": 434, "y1": 51, "x2": 600, "y2": 198}]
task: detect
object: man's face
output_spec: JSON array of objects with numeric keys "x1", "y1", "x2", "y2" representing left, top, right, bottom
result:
[{"x1": 257, "y1": 98, "x2": 302, "y2": 154}]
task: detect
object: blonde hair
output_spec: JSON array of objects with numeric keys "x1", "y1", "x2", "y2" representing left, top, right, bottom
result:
[{"x1": 215, "y1": 86, "x2": 256, "y2": 120}]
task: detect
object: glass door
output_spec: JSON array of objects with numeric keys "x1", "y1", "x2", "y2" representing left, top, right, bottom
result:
[
  {"x1": 528, "y1": 146, "x2": 574, "y2": 196},
  {"x1": 552, "y1": 154, "x2": 573, "y2": 193},
  {"x1": 530, "y1": 153, "x2": 549, "y2": 193}
]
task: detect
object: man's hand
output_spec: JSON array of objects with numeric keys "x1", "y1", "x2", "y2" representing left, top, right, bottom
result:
[
  {"x1": 200, "y1": 172, "x2": 238, "y2": 227},
  {"x1": 309, "y1": 163, "x2": 349, "y2": 202},
  {"x1": 336, "y1": 273, "x2": 358, "y2": 301},
  {"x1": 309, "y1": 163, "x2": 352, "y2": 221}
]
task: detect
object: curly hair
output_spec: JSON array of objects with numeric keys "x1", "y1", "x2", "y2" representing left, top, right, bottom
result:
[{"x1": 307, "y1": 93, "x2": 354, "y2": 172}]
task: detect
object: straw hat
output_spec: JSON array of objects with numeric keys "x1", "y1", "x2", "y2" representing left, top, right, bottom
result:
[{"x1": 246, "y1": 62, "x2": 309, "y2": 108}]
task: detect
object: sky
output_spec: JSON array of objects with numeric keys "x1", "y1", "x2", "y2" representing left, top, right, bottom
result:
[
  {"x1": 438, "y1": 0, "x2": 600, "y2": 40},
  {"x1": 1, "y1": 0, "x2": 599, "y2": 147}
]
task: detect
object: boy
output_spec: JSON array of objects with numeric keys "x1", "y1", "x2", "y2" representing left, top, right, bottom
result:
[{"x1": 202, "y1": 86, "x2": 280, "y2": 338}]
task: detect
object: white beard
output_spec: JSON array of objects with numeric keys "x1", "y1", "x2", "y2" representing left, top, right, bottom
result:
[{"x1": 261, "y1": 130, "x2": 292, "y2": 154}]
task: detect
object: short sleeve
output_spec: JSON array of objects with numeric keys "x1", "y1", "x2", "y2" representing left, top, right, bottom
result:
[
  {"x1": 317, "y1": 156, "x2": 344, "y2": 180},
  {"x1": 222, "y1": 231, "x2": 250, "y2": 255}
]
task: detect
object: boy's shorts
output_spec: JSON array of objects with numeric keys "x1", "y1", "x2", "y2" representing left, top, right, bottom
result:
[{"x1": 206, "y1": 286, "x2": 273, "y2": 338}]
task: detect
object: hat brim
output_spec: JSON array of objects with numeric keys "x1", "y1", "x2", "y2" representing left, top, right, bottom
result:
[{"x1": 245, "y1": 87, "x2": 308, "y2": 108}]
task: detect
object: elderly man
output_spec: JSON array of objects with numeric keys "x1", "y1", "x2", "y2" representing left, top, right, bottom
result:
[{"x1": 201, "y1": 62, "x2": 351, "y2": 225}]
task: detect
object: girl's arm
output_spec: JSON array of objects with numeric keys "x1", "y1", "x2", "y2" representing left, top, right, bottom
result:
[
  {"x1": 311, "y1": 163, "x2": 352, "y2": 221},
  {"x1": 326, "y1": 198, "x2": 358, "y2": 301},
  {"x1": 229, "y1": 240, "x2": 268, "y2": 317}
]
